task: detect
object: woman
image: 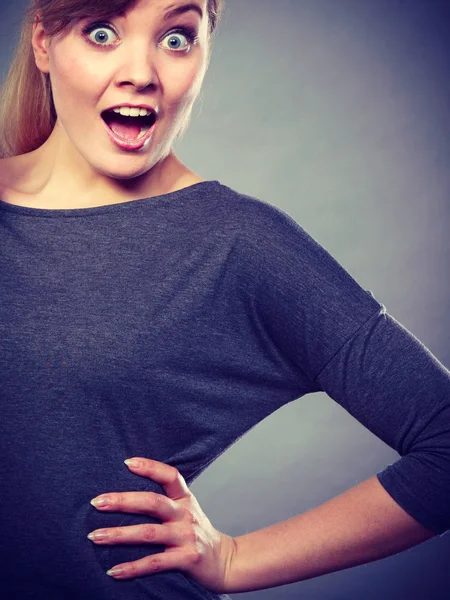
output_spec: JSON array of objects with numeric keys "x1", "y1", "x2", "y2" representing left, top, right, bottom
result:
[{"x1": 0, "y1": 0, "x2": 449, "y2": 599}]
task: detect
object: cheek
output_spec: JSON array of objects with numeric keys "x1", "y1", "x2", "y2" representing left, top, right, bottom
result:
[
  {"x1": 164, "y1": 61, "x2": 206, "y2": 108},
  {"x1": 50, "y1": 51, "x2": 104, "y2": 109}
]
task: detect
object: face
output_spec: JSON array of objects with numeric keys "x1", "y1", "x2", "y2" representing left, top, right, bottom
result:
[{"x1": 32, "y1": 0, "x2": 209, "y2": 181}]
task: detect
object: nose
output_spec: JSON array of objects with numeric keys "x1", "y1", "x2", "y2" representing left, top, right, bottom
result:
[{"x1": 115, "y1": 46, "x2": 159, "y2": 91}]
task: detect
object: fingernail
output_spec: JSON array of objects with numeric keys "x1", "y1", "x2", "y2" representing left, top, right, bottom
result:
[
  {"x1": 87, "y1": 530, "x2": 108, "y2": 541},
  {"x1": 124, "y1": 458, "x2": 142, "y2": 469},
  {"x1": 107, "y1": 567, "x2": 125, "y2": 577},
  {"x1": 90, "y1": 496, "x2": 110, "y2": 508}
]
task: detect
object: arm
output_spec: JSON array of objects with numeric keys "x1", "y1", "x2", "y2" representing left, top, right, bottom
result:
[
  {"x1": 223, "y1": 203, "x2": 449, "y2": 593},
  {"x1": 225, "y1": 474, "x2": 435, "y2": 594}
]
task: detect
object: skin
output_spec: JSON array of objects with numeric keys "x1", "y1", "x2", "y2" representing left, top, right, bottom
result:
[
  {"x1": 1, "y1": 0, "x2": 211, "y2": 208},
  {"x1": 89, "y1": 457, "x2": 236, "y2": 590},
  {"x1": 90, "y1": 460, "x2": 435, "y2": 592}
]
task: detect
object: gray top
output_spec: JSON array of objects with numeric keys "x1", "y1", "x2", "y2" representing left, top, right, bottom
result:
[{"x1": 1, "y1": 180, "x2": 449, "y2": 600}]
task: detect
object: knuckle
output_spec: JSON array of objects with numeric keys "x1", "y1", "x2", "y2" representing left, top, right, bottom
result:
[
  {"x1": 112, "y1": 493, "x2": 123, "y2": 509},
  {"x1": 126, "y1": 563, "x2": 137, "y2": 577},
  {"x1": 108, "y1": 528, "x2": 122, "y2": 542},
  {"x1": 149, "y1": 556, "x2": 163, "y2": 572},
  {"x1": 184, "y1": 527, "x2": 198, "y2": 544},
  {"x1": 152, "y1": 492, "x2": 164, "y2": 509},
  {"x1": 151, "y1": 491, "x2": 161, "y2": 505},
  {"x1": 141, "y1": 524, "x2": 156, "y2": 542},
  {"x1": 182, "y1": 507, "x2": 196, "y2": 524},
  {"x1": 168, "y1": 467, "x2": 180, "y2": 485},
  {"x1": 186, "y1": 548, "x2": 202, "y2": 566}
]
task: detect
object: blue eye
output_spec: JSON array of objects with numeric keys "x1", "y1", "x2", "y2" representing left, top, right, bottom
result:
[
  {"x1": 81, "y1": 22, "x2": 198, "y2": 52},
  {"x1": 161, "y1": 29, "x2": 196, "y2": 52},
  {"x1": 82, "y1": 23, "x2": 118, "y2": 46}
]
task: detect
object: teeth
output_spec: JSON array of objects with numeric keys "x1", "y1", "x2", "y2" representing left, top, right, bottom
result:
[{"x1": 112, "y1": 107, "x2": 152, "y2": 117}]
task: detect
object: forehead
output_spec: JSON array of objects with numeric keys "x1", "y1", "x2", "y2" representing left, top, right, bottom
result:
[
  {"x1": 155, "y1": 1, "x2": 205, "y2": 19},
  {"x1": 102, "y1": 0, "x2": 206, "y2": 20}
]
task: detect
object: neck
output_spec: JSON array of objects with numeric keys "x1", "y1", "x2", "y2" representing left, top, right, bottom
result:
[{"x1": 3, "y1": 120, "x2": 201, "y2": 209}]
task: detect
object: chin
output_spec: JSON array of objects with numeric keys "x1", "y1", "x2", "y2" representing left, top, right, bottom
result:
[{"x1": 93, "y1": 160, "x2": 156, "y2": 181}]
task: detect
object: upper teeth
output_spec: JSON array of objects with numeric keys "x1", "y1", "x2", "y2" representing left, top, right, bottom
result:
[{"x1": 112, "y1": 107, "x2": 153, "y2": 117}]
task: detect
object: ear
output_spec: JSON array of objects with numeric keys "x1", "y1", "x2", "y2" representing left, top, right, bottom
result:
[{"x1": 31, "y1": 13, "x2": 50, "y2": 74}]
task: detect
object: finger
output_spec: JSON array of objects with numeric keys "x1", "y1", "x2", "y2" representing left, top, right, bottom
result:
[
  {"x1": 90, "y1": 491, "x2": 177, "y2": 521},
  {"x1": 87, "y1": 522, "x2": 185, "y2": 546},
  {"x1": 106, "y1": 549, "x2": 186, "y2": 580},
  {"x1": 124, "y1": 457, "x2": 191, "y2": 500}
]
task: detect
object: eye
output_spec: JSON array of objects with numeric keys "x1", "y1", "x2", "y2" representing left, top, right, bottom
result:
[
  {"x1": 160, "y1": 28, "x2": 198, "y2": 53},
  {"x1": 81, "y1": 22, "x2": 198, "y2": 53},
  {"x1": 82, "y1": 23, "x2": 118, "y2": 47}
]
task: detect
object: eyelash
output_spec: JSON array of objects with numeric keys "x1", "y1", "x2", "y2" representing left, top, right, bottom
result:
[{"x1": 81, "y1": 22, "x2": 198, "y2": 52}]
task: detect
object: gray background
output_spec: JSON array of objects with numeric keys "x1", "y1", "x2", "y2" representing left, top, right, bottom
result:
[{"x1": 1, "y1": 1, "x2": 449, "y2": 598}]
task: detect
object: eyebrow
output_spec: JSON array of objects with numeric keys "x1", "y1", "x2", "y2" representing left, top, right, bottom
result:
[{"x1": 162, "y1": 3, "x2": 204, "y2": 21}]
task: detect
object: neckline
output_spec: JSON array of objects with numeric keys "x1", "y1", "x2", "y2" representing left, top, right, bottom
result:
[{"x1": 0, "y1": 180, "x2": 220, "y2": 218}]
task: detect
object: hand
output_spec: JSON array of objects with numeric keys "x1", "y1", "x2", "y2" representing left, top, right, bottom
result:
[{"x1": 88, "y1": 457, "x2": 236, "y2": 593}]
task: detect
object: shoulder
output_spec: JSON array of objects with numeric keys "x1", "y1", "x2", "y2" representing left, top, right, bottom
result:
[
  {"x1": 213, "y1": 183, "x2": 380, "y2": 310},
  {"x1": 211, "y1": 182, "x2": 323, "y2": 258},
  {"x1": 210, "y1": 182, "x2": 308, "y2": 238}
]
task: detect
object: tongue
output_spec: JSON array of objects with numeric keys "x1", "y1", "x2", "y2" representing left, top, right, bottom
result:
[{"x1": 108, "y1": 116, "x2": 141, "y2": 140}]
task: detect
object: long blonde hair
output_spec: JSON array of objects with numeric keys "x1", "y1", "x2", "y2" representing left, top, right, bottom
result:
[{"x1": 0, "y1": 0, "x2": 224, "y2": 158}]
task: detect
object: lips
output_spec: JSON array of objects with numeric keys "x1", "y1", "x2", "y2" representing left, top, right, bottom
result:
[{"x1": 100, "y1": 111, "x2": 157, "y2": 151}]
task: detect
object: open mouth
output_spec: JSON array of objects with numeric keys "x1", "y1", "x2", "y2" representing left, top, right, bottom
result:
[{"x1": 101, "y1": 109, "x2": 157, "y2": 140}]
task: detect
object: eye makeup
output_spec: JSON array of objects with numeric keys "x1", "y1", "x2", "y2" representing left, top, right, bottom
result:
[{"x1": 81, "y1": 21, "x2": 199, "y2": 52}]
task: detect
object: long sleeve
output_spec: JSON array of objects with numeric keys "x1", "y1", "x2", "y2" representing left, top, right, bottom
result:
[
  {"x1": 314, "y1": 307, "x2": 450, "y2": 535},
  {"x1": 233, "y1": 191, "x2": 450, "y2": 535}
]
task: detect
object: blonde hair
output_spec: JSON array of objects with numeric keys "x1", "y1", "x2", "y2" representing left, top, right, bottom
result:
[{"x1": 0, "y1": 0, "x2": 224, "y2": 158}]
